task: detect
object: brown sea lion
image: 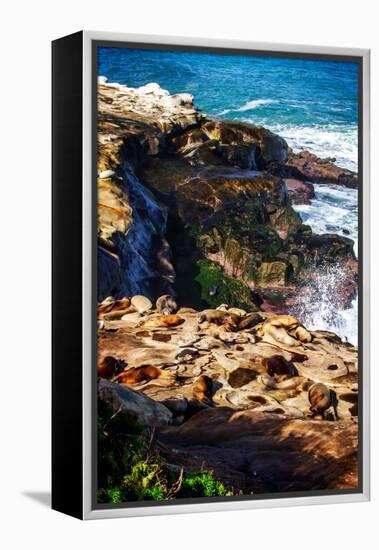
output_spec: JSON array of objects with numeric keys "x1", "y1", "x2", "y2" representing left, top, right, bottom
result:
[
  {"x1": 139, "y1": 314, "x2": 185, "y2": 329},
  {"x1": 97, "y1": 356, "x2": 126, "y2": 379},
  {"x1": 192, "y1": 374, "x2": 214, "y2": 404},
  {"x1": 156, "y1": 294, "x2": 179, "y2": 315},
  {"x1": 198, "y1": 309, "x2": 239, "y2": 331},
  {"x1": 113, "y1": 365, "x2": 173, "y2": 385},
  {"x1": 308, "y1": 383, "x2": 332, "y2": 416},
  {"x1": 262, "y1": 355, "x2": 298, "y2": 378},
  {"x1": 238, "y1": 313, "x2": 264, "y2": 331},
  {"x1": 98, "y1": 297, "x2": 131, "y2": 317},
  {"x1": 260, "y1": 315, "x2": 312, "y2": 347}
]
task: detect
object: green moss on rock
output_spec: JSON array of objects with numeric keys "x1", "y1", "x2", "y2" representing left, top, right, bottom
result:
[{"x1": 195, "y1": 259, "x2": 259, "y2": 310}]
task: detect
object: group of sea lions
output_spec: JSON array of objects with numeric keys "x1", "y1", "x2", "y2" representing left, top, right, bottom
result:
[{"x1": 97, "y1": 294, "x2": 347, "y2": 421}]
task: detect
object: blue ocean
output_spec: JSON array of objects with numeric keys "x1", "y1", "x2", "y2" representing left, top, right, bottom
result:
[
  {"x1": 98, "y1": 47, "x2": 359, "y2": 345},
  {"x1": 99, "y1": 48, "x2": 359, "y2": 171}
]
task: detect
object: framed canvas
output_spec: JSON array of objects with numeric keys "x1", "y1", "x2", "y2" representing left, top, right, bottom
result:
[{"x1": 52, "y1": 31, "x2": 370, "y2": 520}]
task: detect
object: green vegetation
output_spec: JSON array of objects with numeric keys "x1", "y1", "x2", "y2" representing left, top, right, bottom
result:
[
  {"x1": 97, "y1": 398, "x2": 231, "y2": 504},
  {"x1": 195, "y1": 259, "x2": 259, "y2": 311},
  {"x1": 178, "y1": 472, "x2": 231, "y2": 498}
]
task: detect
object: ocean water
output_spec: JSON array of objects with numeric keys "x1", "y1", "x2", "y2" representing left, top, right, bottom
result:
[
  {"x1": 99, "y1": 48, "x2": 359, "y2": 170},
  {"x1": 98, "y1": 47, "x2": 359, "y2": 344}
]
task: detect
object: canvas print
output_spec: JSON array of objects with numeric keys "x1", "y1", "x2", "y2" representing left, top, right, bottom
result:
[{"x1": 96, "y1": 45, "x2": 359, "y2": 506}]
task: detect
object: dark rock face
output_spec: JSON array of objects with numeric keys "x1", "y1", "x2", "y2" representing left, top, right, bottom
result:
[
  {"x1": 141, "y1": 157, "x2": 304, "y2": 300},
  {"x1": 284, "y1": 178, "x2": 315, "y2": 205},
  {"x1": 171, "y1": 119, "x2": 288, "y2": 170}
]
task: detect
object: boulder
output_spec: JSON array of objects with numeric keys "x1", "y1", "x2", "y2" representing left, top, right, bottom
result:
[{"x1": 98, "y1": 379, "x2": 173, "y2": 427}]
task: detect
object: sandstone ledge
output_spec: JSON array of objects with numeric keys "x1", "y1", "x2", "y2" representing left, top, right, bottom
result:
[{"x1": 98, "y1": 302, "x2": 359, "y2": 494}]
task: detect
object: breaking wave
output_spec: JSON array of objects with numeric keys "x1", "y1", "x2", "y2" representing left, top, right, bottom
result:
[
  {"x1": 266, "y1": 123, "x2": 358, "y2": 171},
  {"x1": 289, "y1": 264, "x2": 357, "y2": 347},
  {"x1": 293, "y1": 184, "x2": 358, "y2": 256}
]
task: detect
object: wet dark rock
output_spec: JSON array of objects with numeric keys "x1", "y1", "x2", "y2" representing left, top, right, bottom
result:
[
  {"x1": 284, "y1": 178, "x2": 315, "y2": 205},
  {"x1": 269, "y1": 149, "x2": 358, "y2": 188}
]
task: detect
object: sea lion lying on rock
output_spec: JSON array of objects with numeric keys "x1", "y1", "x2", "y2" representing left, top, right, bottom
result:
[
  {"x1": 113, "y1": 365, "x2": 174, "y2": 385},
  {"x1": 192, "y1": 374, "x2": 214, "y2": 405},
  {"x1": 263, "y1": 355, "x2": 298, "y2": 378},
  {"x1": 238, "y1": 312, "x2": 264, "y2": 331},
  {"x1": 98, "y1": 297, "x2": 131, "y2": 318},
  {"x1": 198, "y1": 309, "x2": 239, "y2": 331},
  {"x1": 98, "y1": 356, "x2": 126, "y2": 379},
  {"x1": 260, "y1": 315, "x2": 312, "y2": 347},
  {"x1": 139, "y1": 314, "x2": 185, "y2": 329},
  {"x1": 156, "y1": 294, "x2": 179, "y2": 315}
]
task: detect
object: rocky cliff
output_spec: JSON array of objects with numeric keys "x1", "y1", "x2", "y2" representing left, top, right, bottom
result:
[
  {"x1": 96, "y1": 78, "x2": 359, "y2": 502},
  {"x1": 97, "y1": 78, "x2": 357, "y2": 312}
]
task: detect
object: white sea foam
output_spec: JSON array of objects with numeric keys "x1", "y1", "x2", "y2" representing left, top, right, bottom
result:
[
  {"x1": 217, "y1": 98, "x2": 278, "y2": 116},
  {"x1": 292, "y1": 184, "x2": 358, "y2": 346},
  {"x1": 293, "y1": 184, "x2": 358, "y2": 255},
  {"x1": 237, "y1": 98, "x2": 278, "y2": 112},
  {"x1": 267, "y1": 123, "x2": 358, "y2": 171},
  {"x1": 289, "y1": 264, "x2": 358, "y2": 347}
]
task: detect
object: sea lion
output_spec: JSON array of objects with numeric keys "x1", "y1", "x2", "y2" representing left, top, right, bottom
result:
[
  {"x1": 98, "y1": 297, "x2": 131, "y2": 317},
  {"x1": 97, "y1": 356, "x2": 126, "y2": 379},
  {"x1": 260, "y1": 315, "x2": 307, "y2": 347},
  {"x1": 308, "y1": 383, "x2": 332, "y2": 416},
  {"x1": 228, "y1": 307, "x2": 247, "y2": 317},
  {"x1": 139, "y1": 314, "x2": 185, "y2": 329},
  {"x1": 238, "y1": 312, "x2": 264, "y2": 331},
  {"x1": 262, "y1": 355, "x2": 298, "y2": 378},
  {"x1": 192, "y1": 374, "x2": 214, "y2": 404},
  {"x1": 113, "y1": 365, "x2": 173, "y2": 385},
  {"x1": 198, "y1": 309, "x2": 239, "y2": 331},
  {"x1": 263, "y1": 323, "x2": 299, "y2": 347},
  {"x1": 156, "y1": 294, "x2": 179, "y2": 315},
  {"x1": 267, "y1": 315, "x2": 300, "y2": 328}
]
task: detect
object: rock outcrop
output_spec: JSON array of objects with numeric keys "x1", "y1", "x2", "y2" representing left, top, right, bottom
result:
[
  {"x1": 96, "y1": 78, "x2": 357, "y2": 312},
  {"x1": 97, "y1": 79, "x2": 203, "y2": 301},
  {"x1": 268, "y1": 149, "x2": 358, "y2": 188},
  {"x1": 98, "y1": 378, "x2": 173, "y2": 427}
]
